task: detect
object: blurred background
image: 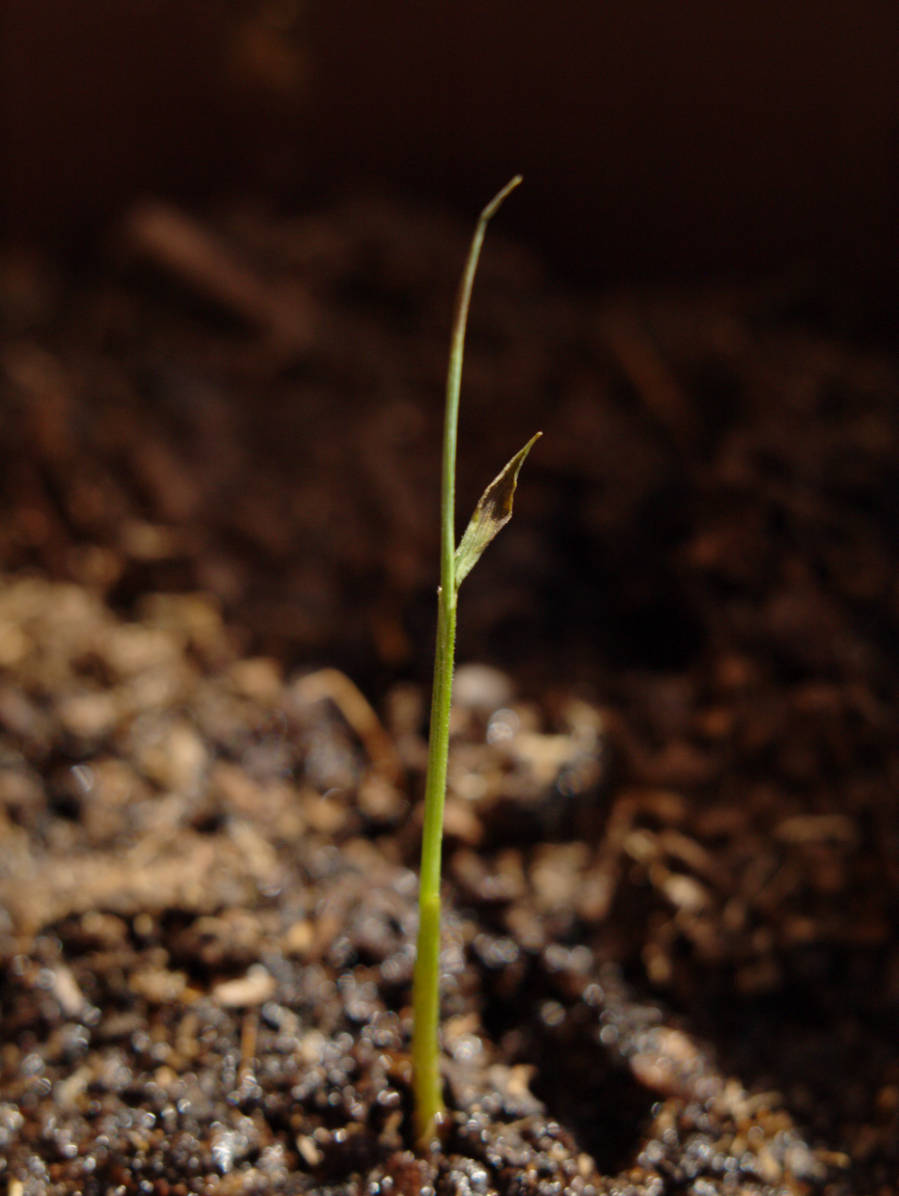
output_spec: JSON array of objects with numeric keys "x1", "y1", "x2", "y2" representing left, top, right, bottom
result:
[
  {"x1": 2, "y1": 9, "x2": 899, "y2": 1186},
  {"x1": 3, "y1": 0, "x2": 897, "y2": 287},
  {"x1": 1, "y1": 0, "x2": 896, "y2": 686}
]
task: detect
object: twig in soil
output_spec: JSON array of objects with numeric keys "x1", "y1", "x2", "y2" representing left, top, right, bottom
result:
[
  {"x1": 122, "y1": 200, "x2": 314, "y2": 349},
  {"x1": 293, "y1": 667, "x2": 403, "y2": 785},
  {"x1": 411, "y1": 175, "x2": 541, "y2": 1149},
  {"x1": 599, "y1": 307, "x2": 696, "y2": 449}
]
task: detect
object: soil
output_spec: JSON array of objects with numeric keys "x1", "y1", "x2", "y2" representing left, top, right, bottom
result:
[{"x1": 0, "y1": 190, "x2": 897, "y2": 1194}]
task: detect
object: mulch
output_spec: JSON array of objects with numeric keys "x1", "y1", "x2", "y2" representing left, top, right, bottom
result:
[{"x1": 0, "y1": 188, "x2": 896, "y2": 1193}]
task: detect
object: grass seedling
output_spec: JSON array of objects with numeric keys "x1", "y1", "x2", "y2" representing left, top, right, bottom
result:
[{"x1": 411, "y1": 176, "x2": 541, "y2": 1149}]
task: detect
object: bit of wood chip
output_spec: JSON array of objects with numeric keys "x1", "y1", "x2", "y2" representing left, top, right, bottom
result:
[{"x1": 212, "y1": 965, "x2": 276, "y2": 1008}]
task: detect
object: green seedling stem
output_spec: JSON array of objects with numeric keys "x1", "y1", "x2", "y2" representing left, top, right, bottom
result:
[{"x1": 411, "y1": 175, "x2": 540, "y2": 1148}]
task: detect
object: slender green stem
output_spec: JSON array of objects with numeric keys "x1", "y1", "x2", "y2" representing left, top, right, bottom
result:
[{"x1": 411, "y1": 176, "x2": 522, "y2": 1149}]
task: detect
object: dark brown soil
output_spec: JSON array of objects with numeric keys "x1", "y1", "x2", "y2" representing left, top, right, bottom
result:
[{"x1": 0, "y1": 191, "x2": 896, "y2": 1194}]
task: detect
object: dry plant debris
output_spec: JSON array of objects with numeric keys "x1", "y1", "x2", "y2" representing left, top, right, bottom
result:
[{"x1": 0, "y1": 189, "x2": 896, "y2": 1192}]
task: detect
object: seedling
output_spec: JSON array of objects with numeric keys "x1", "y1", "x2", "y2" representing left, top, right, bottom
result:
[{"x1": 411, "y1": 176, "x2": 540, "y2": 1148}]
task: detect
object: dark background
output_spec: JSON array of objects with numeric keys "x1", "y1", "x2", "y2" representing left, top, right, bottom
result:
[
  {"x1": 3, "y1": 0, "x2": 897, "y2": 290},
  {"x1": 1, "y1": 7, "x2": 898, "y2": 1190}
]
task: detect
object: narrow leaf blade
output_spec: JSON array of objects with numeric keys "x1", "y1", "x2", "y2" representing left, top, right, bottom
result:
[{"x1": 454, "y1": 431, "x2": 542, "y2": 590}]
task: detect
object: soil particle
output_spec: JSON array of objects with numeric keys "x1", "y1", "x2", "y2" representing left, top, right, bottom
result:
[
  {"x1": 2, "y1": 572, "x2": 866, "y2": 1194},
  {"x1": 1, "y1": 192, "x2": 896, "y2": 1193}
]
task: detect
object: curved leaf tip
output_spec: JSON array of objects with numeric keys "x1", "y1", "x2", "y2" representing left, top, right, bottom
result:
[{"x1": 454, "y1": 431, "x2": 542, "y2": 590}]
